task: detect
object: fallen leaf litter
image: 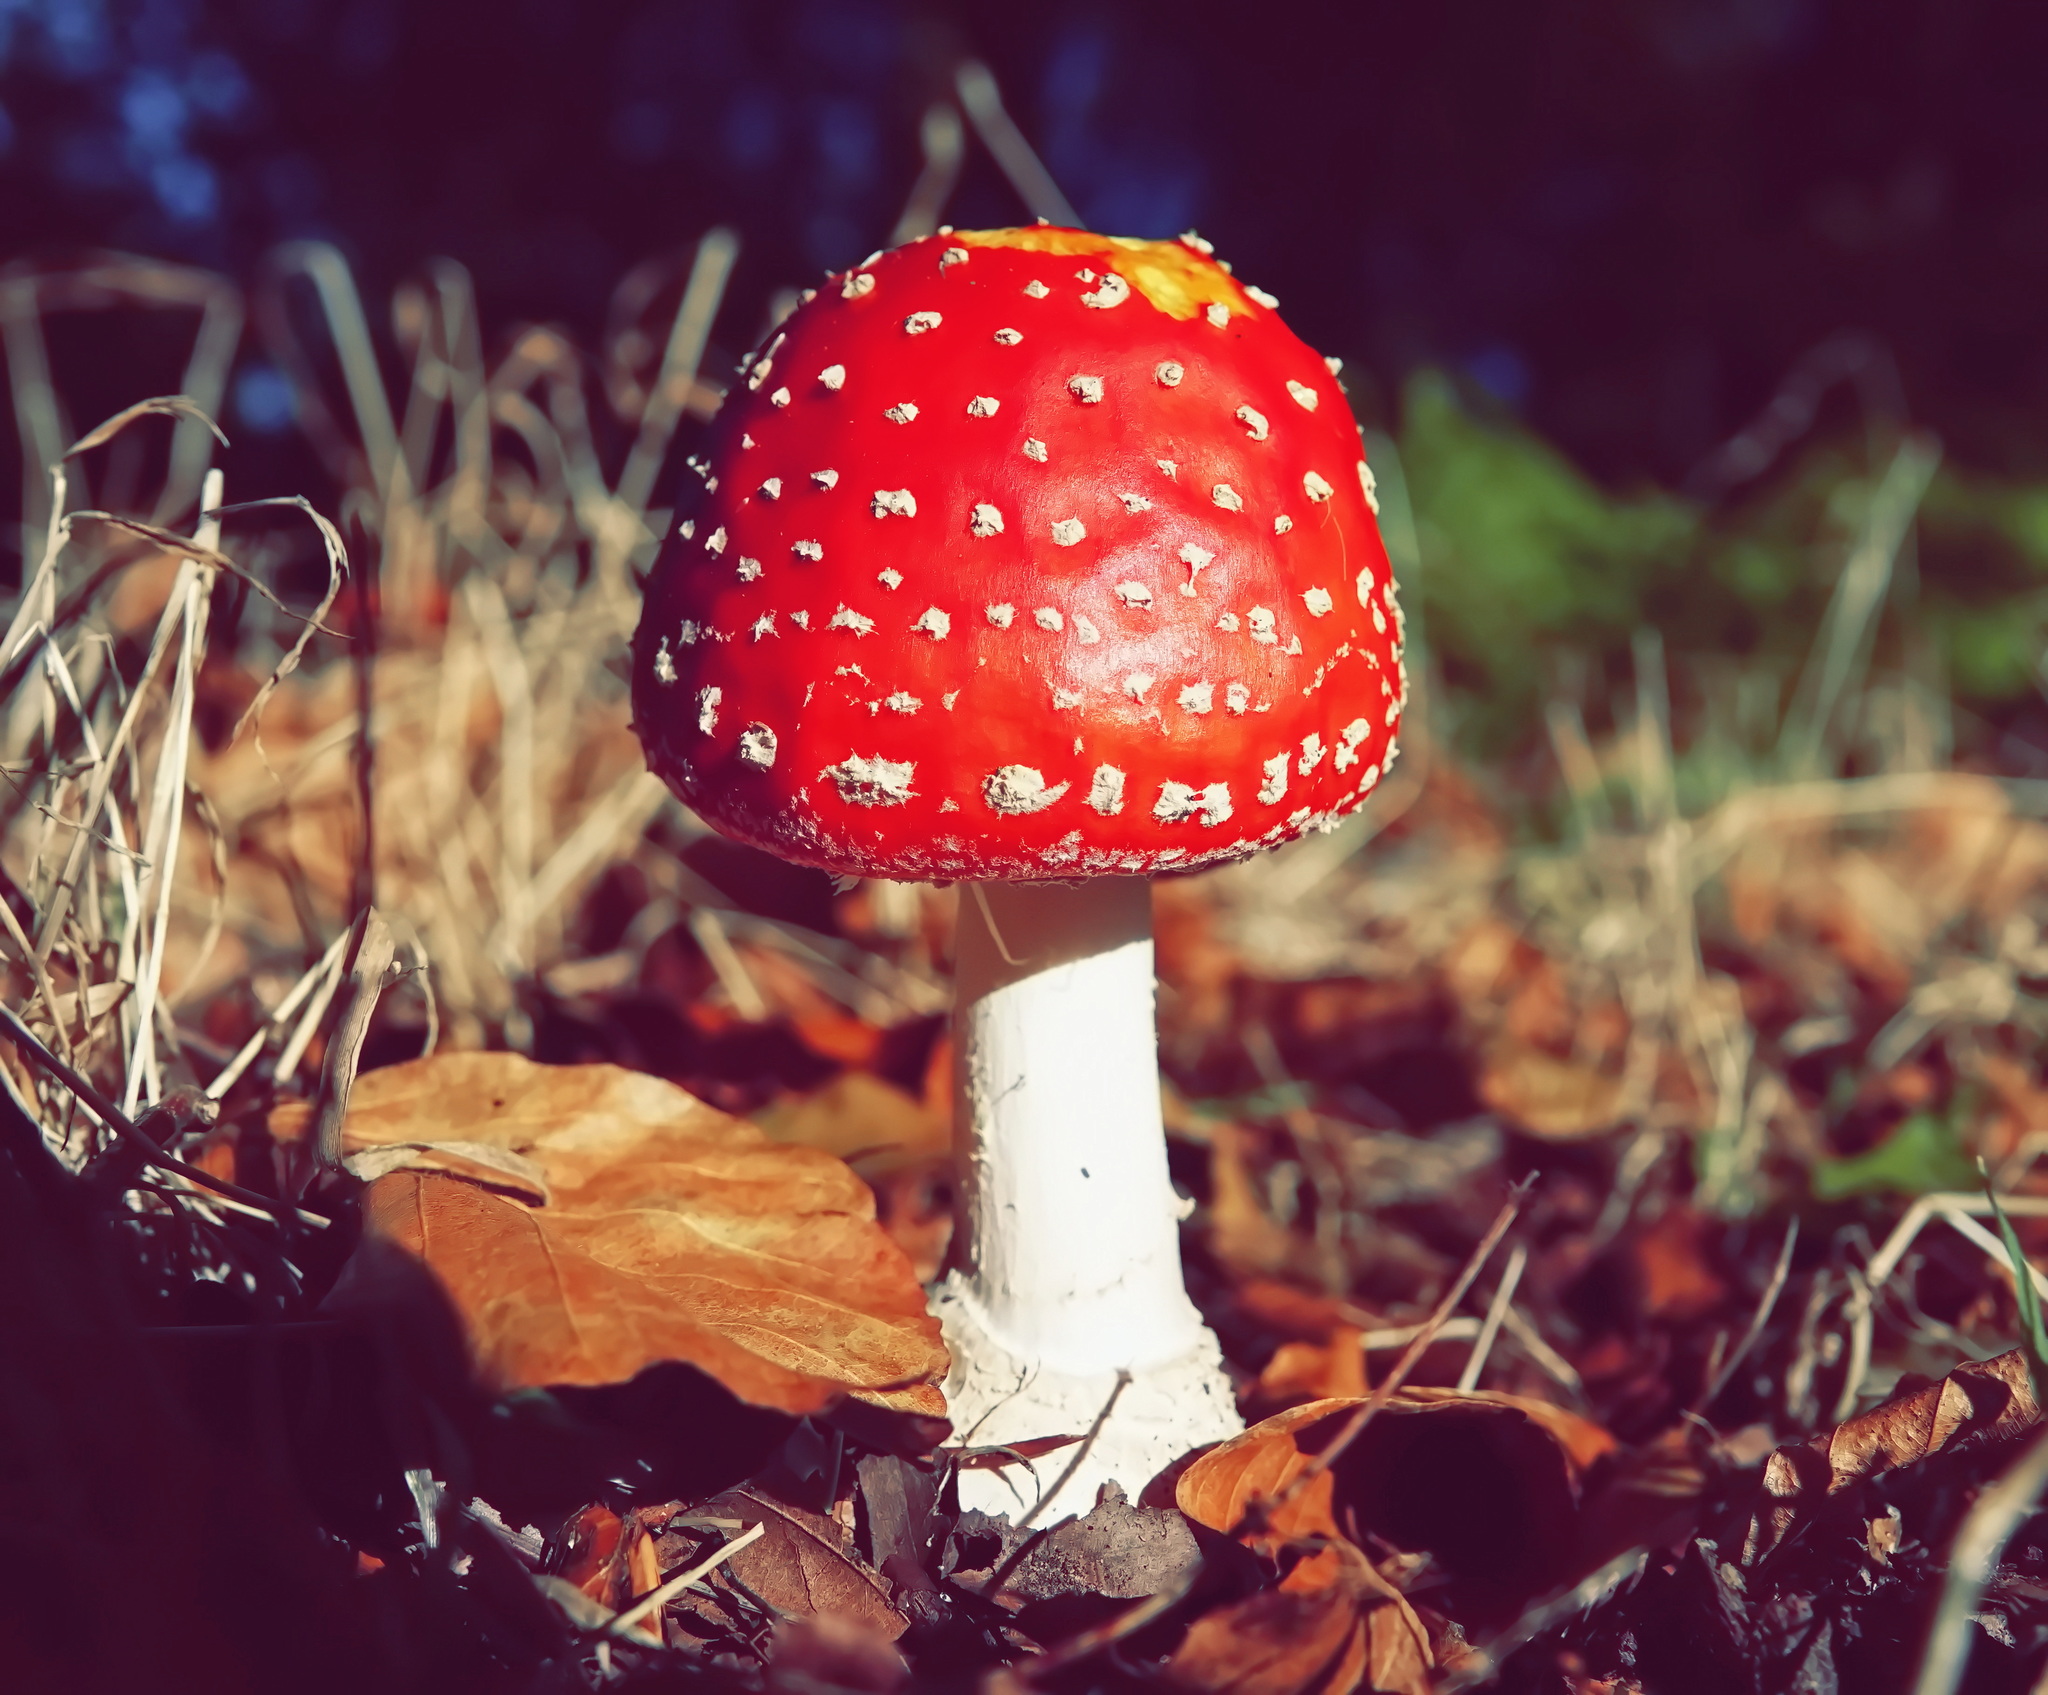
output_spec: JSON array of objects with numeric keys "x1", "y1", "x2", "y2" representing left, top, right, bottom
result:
[{"x1": 6, "y1": 231, "x2": 2048, "y2": 1695}]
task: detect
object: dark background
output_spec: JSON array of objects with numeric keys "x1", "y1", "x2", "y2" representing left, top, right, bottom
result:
[{"x1": 0, "y1": 0, "x2": 2042, "y2": 516}]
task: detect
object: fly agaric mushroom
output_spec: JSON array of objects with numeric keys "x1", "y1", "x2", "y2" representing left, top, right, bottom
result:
[{"x1": 633, "y1": 227, "x2": 1405, "y2": 1519}]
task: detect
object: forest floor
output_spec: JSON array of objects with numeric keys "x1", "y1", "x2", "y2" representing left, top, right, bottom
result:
[{"x1": 4, "y1": 245, "x2": 2048, "y2": 1695}]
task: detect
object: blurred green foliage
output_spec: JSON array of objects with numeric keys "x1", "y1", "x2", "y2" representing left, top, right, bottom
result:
[
  {"x1": 1396, "y1": 373, "x2": 2048, "y2": 763},
  {"x1": 1809, "y1": 1112, "x2": 1978, "y2": 1202}
]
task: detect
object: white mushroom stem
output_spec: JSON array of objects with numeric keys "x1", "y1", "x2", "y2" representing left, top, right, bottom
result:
[{"x1": 932, "y1": 876, "x2": 1241, "y2": 1521}]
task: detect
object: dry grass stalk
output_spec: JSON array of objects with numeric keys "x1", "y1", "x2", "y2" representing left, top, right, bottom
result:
[{"x1": 0, "y1": 234, "x2": 970, "y2": 1191}]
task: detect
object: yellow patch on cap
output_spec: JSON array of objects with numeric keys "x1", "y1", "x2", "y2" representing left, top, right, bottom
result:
[{"x1": 952, "y1": 227, "x2": 1247, "y2": 321}]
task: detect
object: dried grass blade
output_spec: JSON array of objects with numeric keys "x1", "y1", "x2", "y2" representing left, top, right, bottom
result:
[
  {"x1": 204, "y1": 929, "x2": 352, "y2": 1101},
  {"x1": 518, "y1": 770, "x2": 669, "y2": 946},
  {"x1": 0, "y1": 274, "x2": 70, "y2": 566},
  {"x1": 0, "y1": 1000, "x2": 327, "y2": 1227},
  {"x1": 605, "y1": 1520, "x2": 766, "y2": 1640},
  {"x1": 1456, "y1": 1240, "x2": 1529, "y2": 1393},
  {"x1": 171, "y1": 786, "x2": 230, "y2": 1008},
  {"x1": 687, "y1": 909, "x2": 768, "y2": 1023},
  {"x1": 265, "y1": 241, "x2": 401, "y2": 503},
  {"x1": 32, "y1": 563, "x2": 190, "y2": 958},
  {"x1": 65, "y1": 511, "x2": 340, "y2": 632},
  {"x1": 464, "y1": 576, "x2": 534, "y2": 970},
  {"x1": 304, "y1": 909, "x2": 397, "y2": 1191},
  {"x1": 214, "y1": 496, "x2": 350, "y2": 751},
  {"x1": 1777, "y1": 433, "x2": 1941, "y2": 778},
  {"x1": 122, "y1": 563, "x2": 207, "y2": 1112},
  {"x1": 270, "y1": 936, "x2": 351, "y2": 1091},
  {"x1": 614, "y1": 226, "x2": 739, "y2": 524},
  {"x1": 0, "y1": 466, "x2": 66, "y2": 756},
  {"x1": 62, "y1": 395, "x2": 228, "y2": 461},
  {"x1": 954, "y1": 60, "x2": 1082, "y2": 226},
  {"x1": 1910, "y1": 1429, "x2": 2048, "y2": 1695},
  {"x1": 0, "y1": 880, "x2": 73, "y2": 1063},
  {"x1": 889, "y1": 102, "x2": 966, "y2": 244}
]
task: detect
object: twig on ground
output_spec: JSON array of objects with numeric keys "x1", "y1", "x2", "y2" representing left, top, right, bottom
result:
[
  {"x1": 1440, "y1": 1549, "x2": 1651, "y2": 1692},
  {"x1": 1456, "y1": 1240, "x2": 1528, "y2": 1393},
  {"x1": 1697, "y1": 1217, "x2": 1798, "y2": 1413},
  {"x1": 1014, "y1": 1370, "x2": 1131, "y2": 1533}
]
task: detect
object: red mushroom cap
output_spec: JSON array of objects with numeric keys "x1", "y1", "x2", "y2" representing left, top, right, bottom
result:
[{"x1": 632, "y1": 227, "x2": 1406, "y2": 882}]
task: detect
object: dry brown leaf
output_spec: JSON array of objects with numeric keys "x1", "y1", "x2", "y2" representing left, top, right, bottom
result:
[
  {"x1": 863, "y1": 1161, "x2": 954, "y2": 1285},
  {"x1": 734, "y1": 944, "x2": 877, "y2": 1038},
  {"x1": 1154, "y1": 877, "x2": 1249, "y2": 1043},
  {"x1": 753, "y1": 1072, "x2": 955, "y2": 1280},
  {"x1": 766, "y1": 1615, "x2": 909, "y2": 1694},
  {"x1": 1165, "y1": 1562, "x2": 1366, "y2": 1694},
  {"x1": 1249, "y1": 1332, "x2": 1370, "y2": 1417},
  {"x1": 1628, "y1": 1205, "x2": 1728, "y2": 1322},
  {"x1": 1165, "y1": 1542, "x2": 1430, "y2": 1695},
  {"x1": 1207, "y1": 1120, "x2": 1308, "y2": 1280},
  {"x1": 627, "y1": 1522, "x2": 661, "y2": 1613},
  {"x1": 790, "y1": 1009, "x2": 889, "y2": 1069},
  {"x1": 1966, "y1": 1047, "x2": 2048, "y2": 1166},
  {"x1": 947, "y1": 1482, "x2": 1202, "y2": 1612},
  {"x1": 751, "y1": 1071, "x2": 949, "y2": 1166},
  {"x1": 1391, "y1": 1386, "x2": 1618, "y2": 1476},
  {"x1": 1441, "y1": 917, "x2": 1525, "y2": 1016},
  {"x1": 1578, "y1": 1424, "x2": 1710, "y2": 1573},
  {"x1": 950, "y1": 1432, "x2": 1085, "y2": 1472},
  {"x1": 1742, "y1": 1347, "x2": 2039, "y2": 1563},
  {"x1": 1477, "y1": 1035, "x2": 1626, "y2": 1140},
  {"x1": 281, "y1": 1050, "x2": 719, "y2": 1179},
  {"x1": 1230, "y1": 1279, "x2": 1361, "y2": 1342},
  {"x1": 320, "y1": 1054, "x2": 948, "y2": 1418},
  {"x1": 694, "y1": 1486, "x2": 905, "y2": 1640}
]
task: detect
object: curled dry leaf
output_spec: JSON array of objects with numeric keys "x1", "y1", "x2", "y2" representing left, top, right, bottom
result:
[
  {"x1": 1177, "y1": 1396, "x2": 1351, "y2": 1552},
  {"x1": 557, "y1": 1503, "x2": 661, "y2": 1616},
  {"x1": 317, "y1": 1053, "x2": 948, "y2": 1418},
  {"x1": 558, "y1": 1502, "x2": 626, "y2": 1600},
  {"x1": 340, "y1": 1139, "x2": 551, "y2": 1202},
  {"x1": 1178, "y1": 1389, "x2": 1616, "y2": 1629},
  {"x1": 1742, "y1": 1346, "x2": 2038, "y2": 1564},
  {"x1": 1165, "y1": 1541, "x2": 1430, "y2": 1695}
]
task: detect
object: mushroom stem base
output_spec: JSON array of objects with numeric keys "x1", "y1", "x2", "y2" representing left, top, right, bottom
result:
[{"x1": 933, "y1": 1275, "x2": 1242, "y2": 1521}]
